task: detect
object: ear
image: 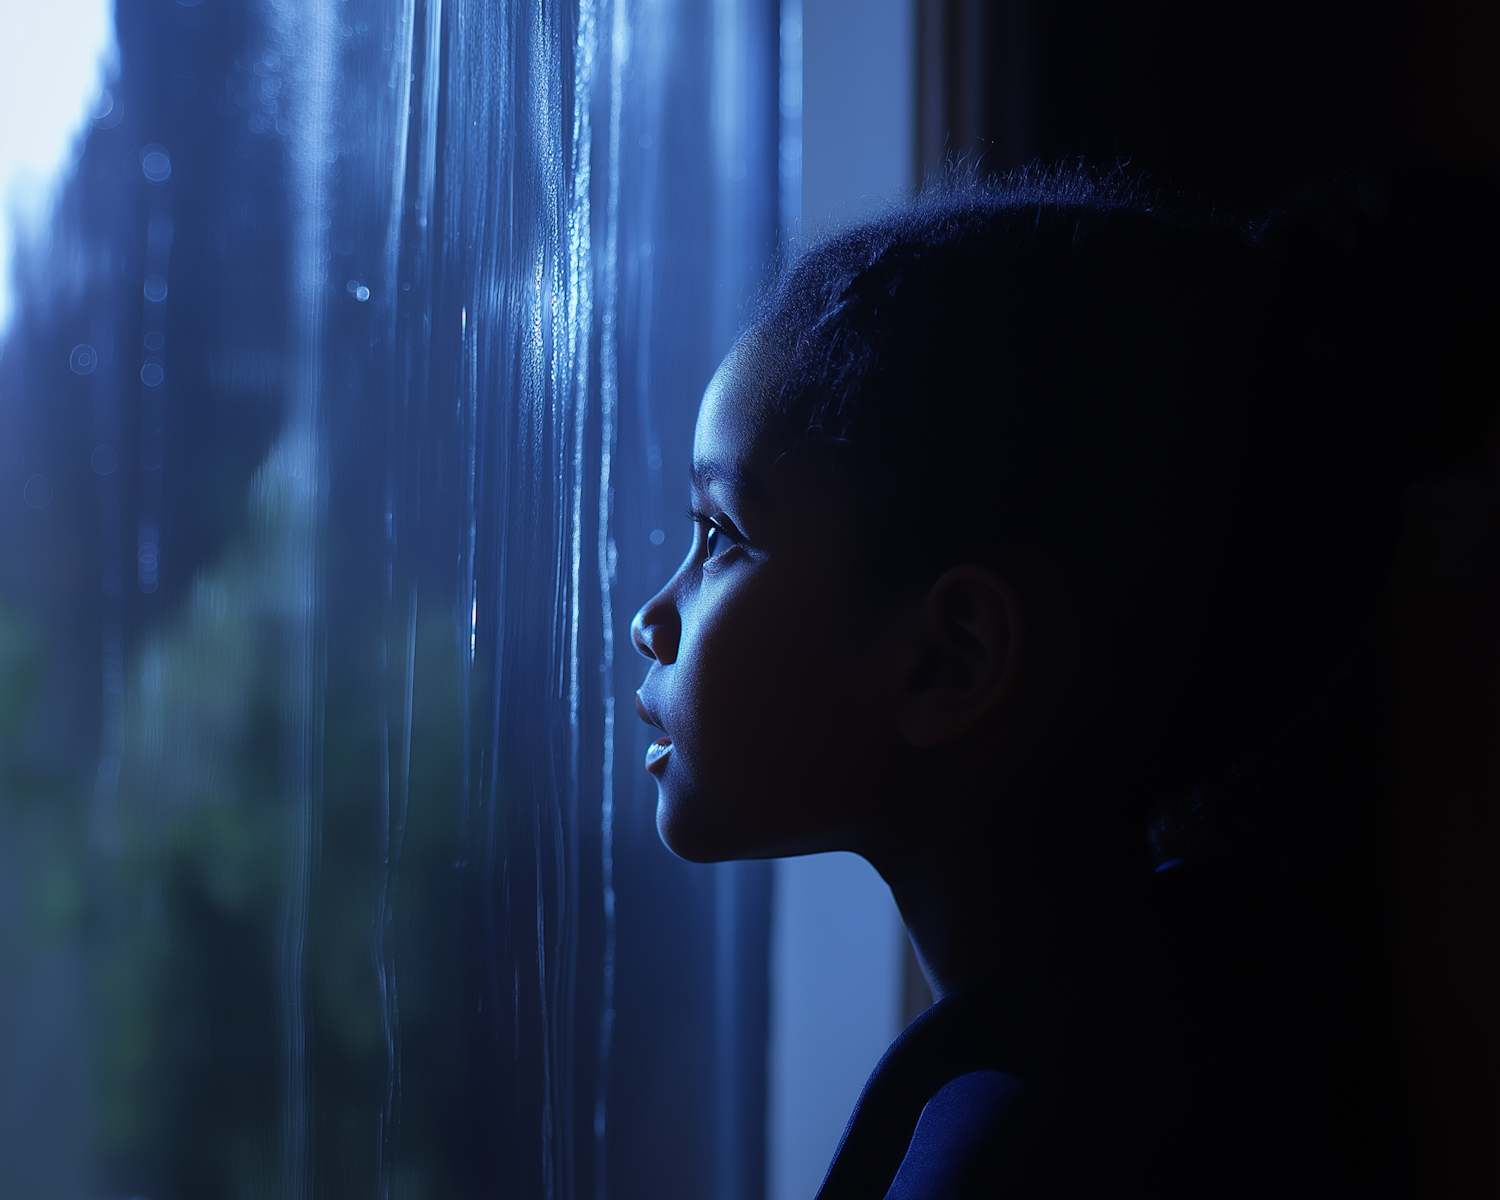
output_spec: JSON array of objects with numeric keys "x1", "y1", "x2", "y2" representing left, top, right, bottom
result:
[{"x1": 895, "y1": 566, "x2": 1022, "y2": 748}]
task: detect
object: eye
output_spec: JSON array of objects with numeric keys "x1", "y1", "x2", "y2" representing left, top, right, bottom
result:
[{"x1": 685, "y1": 506, "x2": 740, "y2": 564}]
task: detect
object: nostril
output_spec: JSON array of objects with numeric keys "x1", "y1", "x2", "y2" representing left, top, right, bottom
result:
[
  {"x1": 633, "y1": 593, "x2": 680, "y2": 665},
  {"x1": 631, "y1": 611, "x2": 657, "y2": 661}
]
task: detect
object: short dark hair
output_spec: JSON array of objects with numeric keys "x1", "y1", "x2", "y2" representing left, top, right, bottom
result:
[{"x1": 747, "y1": 166, "x2": 1499, "y2": 837}]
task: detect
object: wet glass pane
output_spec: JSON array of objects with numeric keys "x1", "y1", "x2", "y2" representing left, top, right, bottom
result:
[{"x1": 0, "y1": 1, "x2": 779, "y2": 1196}]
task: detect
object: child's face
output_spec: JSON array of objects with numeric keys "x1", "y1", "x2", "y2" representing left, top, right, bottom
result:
[{"x1": 631, "y1": 339, "x2": 907, "y2": 862}]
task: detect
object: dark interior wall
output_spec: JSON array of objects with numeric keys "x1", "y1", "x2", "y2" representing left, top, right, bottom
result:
[
  {"x1": 917, "y1": 0, "x2": 1499, "y2": 210},
  {"x1": 915, "y1": 6, "x2": 1500, "y2": 1194}
]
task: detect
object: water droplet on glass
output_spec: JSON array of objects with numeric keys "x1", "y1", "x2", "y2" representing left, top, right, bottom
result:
[
  {"x1": 92, "y1": 444, "x2": 119, "y2": 475},
  {"x1": 144, "y1": 331, "x2": 164, "y2": 350},
  {"x1": 70, "y1": 344, "x2": 97, "y2": 374},
  {"x1": 141, "y1": 145, "x2": 172, "y2": 182},
  {"x1": 638, "y1": 133, "x2": 652, "y2": 149},
  {"x1": 144, "y1": 275, "x2": 168, "y2": 302},
  {"x1": 141, "y1": 358, "x2": 165, "y2": 387},
  {"x1": 649, "y1": 528, "x2": 665, "y2": 545},
  {"x1": 24, "y1": 475, "x2": 53, "y2": 508},
  {"x1": 356, "y1": 286, "x2": 371, "y2": 301}
]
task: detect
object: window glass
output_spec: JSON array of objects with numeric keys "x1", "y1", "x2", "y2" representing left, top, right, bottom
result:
[{"x1": 0, "y1": 1, "x2": 778, "y2": 1196}]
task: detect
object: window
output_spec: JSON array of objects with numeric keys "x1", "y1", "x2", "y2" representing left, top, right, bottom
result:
[{"x1": 0, "y1": 1, "x2": 780, "y2": 1196}]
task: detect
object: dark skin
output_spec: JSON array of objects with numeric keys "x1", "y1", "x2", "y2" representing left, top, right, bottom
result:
[
  {"x1": 631, "y1": 335, "x2": 1113, "y2": 1001},
  {"x1": 630, "y1": 332, "x2": 1496, "y2": 1194}
]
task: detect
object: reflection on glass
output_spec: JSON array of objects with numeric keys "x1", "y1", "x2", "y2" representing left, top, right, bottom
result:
[{"x1": 0, "y1": 0, "x2": 781, "y2": 1197}]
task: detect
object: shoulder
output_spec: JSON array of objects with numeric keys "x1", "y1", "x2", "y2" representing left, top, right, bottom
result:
[
  {"x1": 882, "y1": 1070, "x2": 1032, "y2": 1200},
  {"x1": 813, "y1": 989, "x2": 1045, "y2": 1200}
]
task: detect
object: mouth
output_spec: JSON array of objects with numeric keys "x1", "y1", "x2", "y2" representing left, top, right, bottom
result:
[
  {"x1": 645, "y1": 737, "x2": 672, "y2": 775},
  {"x1": 635, "y1": 692, "x2": 672, "y2": 776}
]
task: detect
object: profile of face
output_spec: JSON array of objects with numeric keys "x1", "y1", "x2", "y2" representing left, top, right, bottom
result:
[
  {"x1": 630, "y1": 337, "x2": 897, "y2": 861},
  {"x1": 631, "y1": 336, "x2": 1022, "y2": 864}
]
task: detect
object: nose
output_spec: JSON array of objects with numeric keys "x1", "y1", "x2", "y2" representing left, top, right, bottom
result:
[{"x1": 631, "y1": 586, "x2": 680, "y2": 664}]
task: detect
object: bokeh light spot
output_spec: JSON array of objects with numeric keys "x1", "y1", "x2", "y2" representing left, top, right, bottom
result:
[
  {"x1": 141, "y1": 144, "x2": 172, "y2": 182},
  {"x1": 23, "y1": 474, "x2": 53, "y2": 508}
]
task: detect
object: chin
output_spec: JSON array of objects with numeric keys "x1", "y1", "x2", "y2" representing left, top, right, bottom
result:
[
  {"x1": 653, "y1": 766, "x2": 787, "y2": 862},
  {"x1": 654, "y1": 785, "x2": 743, "y2": 863},
  {"x1": 654, "y1": 775, "x2": 847, "y2": 864}
]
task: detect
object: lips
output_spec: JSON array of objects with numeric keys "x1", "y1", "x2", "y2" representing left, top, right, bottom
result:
[
  {"x1": 645, "y1": 738, "x2": 672, "y2": 774},
  {"x1": 635, "y1": 691, "x2": 672, "y2": 775}
]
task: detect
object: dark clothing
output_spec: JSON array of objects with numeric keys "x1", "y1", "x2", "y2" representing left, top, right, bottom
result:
[
  {"x1": 814, "y1": 989, "x2": 1045, "y2": 1200},
  {"x1": 815, "y1": 868, "x2": 1414, "y2": 1198}
]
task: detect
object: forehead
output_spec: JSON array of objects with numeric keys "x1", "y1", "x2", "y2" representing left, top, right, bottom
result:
[{"x1": 692, "y1": 334, "x2": 784, "y2": 486}]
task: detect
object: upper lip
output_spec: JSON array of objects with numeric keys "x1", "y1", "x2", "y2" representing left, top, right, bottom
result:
[{"x1": 635, "y1": 692, "x2": 666, "y2": 733}]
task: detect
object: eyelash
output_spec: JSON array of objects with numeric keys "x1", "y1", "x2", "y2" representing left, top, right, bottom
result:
[{"x1": 684, "y1": 506, "x2": 737, "y2": 554}]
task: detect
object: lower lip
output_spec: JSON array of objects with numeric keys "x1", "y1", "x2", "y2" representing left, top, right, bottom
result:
[{"x1": 645, "y1": 738, "x2": 672, "y2": 775}]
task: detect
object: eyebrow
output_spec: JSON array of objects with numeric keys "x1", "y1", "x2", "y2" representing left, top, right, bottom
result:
[{"x1": 689, "y1": 457, "x2": 768, "y2": 506}]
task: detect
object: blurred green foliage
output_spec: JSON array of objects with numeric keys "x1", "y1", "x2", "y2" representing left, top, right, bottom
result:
[
  {"x1": 0, "y1": 599, "x2": 87, "y2": 964},
  {"x1": 1, "y1": 455, "x2": 472, "y2": 1199}
]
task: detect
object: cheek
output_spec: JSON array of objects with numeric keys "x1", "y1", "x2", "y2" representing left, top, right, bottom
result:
[
  {"x1": 674, "y1": 569, "x2": 856, "y2": 741},
  {"x1": 668, "y1": 583, "x2": 789, "y2": 743},
  {"x1": 655, "y1": 568, "x2": 893, "y2": 858}
]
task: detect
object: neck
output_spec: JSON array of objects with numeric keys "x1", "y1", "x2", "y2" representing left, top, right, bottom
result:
[{"x1": 869, "y1": 778, "x2": 1144, "y2": 1001}]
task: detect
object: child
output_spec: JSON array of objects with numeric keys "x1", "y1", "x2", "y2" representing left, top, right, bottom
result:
[{"x1": 631, "y1": 170, "x2": 1498, "y2": 1196}]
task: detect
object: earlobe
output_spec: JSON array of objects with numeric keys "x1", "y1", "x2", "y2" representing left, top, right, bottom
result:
[{"x1": 896, "y1": 566, "x2": 1022, "y2": 748}]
